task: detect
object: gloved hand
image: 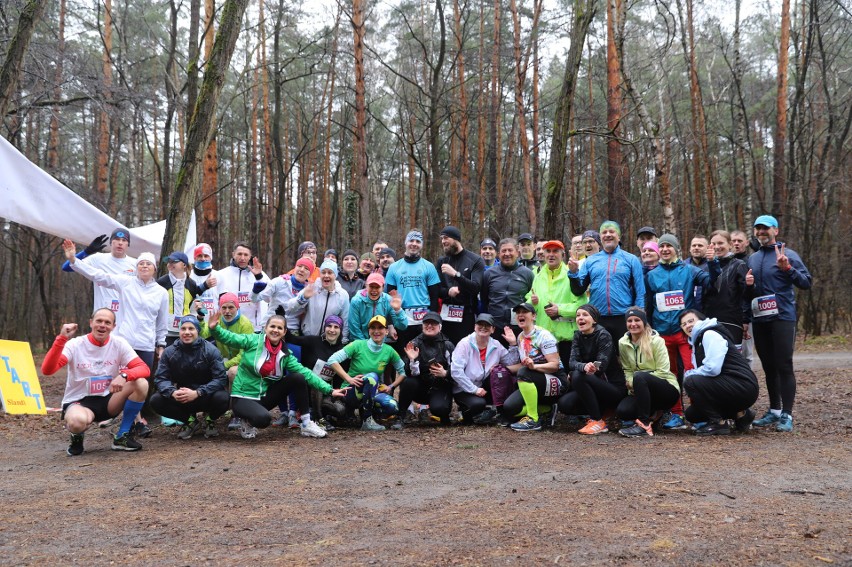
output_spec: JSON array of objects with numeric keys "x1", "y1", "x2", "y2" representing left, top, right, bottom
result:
[
  {"x1": 275, "y1": 305, "x2": 286, "y2": 316},
  {"x1": 749, "y1": 236, "x2": 761, "y2": 252},
  {"x1": 84, "y1": 234, "x2": 109, "y2": 255}
]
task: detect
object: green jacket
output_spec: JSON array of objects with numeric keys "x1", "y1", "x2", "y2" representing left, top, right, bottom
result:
[
  {"x1": 526, "y1": 263, "x2": 585, "y2": 341},
  {"x1": 211, "y1": 325, "x2": 332, "y2": 400},
  {"x1": 617, "y1": 331, "x2": 678, "y2": 392},
  {"x1": 201, "y1": 314, "x2": 254, "y2": 369}
]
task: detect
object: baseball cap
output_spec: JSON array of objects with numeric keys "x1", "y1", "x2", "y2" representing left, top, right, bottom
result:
[
  {"x1": 753, "y1": 215, "x2": 779, "y2": 228},
  {"x1": 474, "y1": 313, "x2": 495, "y2": 326},
  {"x1": 518, "y1": 233, "x2": 534, "y2": 242},
  {"x1": 422, "y1": 311, "x2": 442, "y2": 324},
  {"x1": 637, "y1": 226, "x2": 656, "y2": 237},
  {"x1": 368, "y1": 315, "x2": 388, "y2": 328},
  {"x1": 512, "y1": 302, "x2": 535, "y2": 313},
  {"x1": 167, "y1": 251, "x2": 189, "y2": 265},
  {"x1": 366, "y1": 272, "x2": 385, "y2": 287},
  {"x1": 541, "y1": 240, "x2": 565, "y2": 250}
]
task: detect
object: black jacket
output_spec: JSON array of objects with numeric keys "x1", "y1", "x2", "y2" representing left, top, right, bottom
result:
[
  {"x1": 154, "y1": 337, "x2": 228, "y2": 397},
  {"x1": 404, "y1": 332, "x2": 455, "y2": 381},
  {"x1": 703, "y1": 255, "x2": 752, "y2": 326},
  {"x1": 569, "y1": 325, "x2": 623, "y2": 388},
  {"x1": 338, "y1": 271, "x2": 365, "y2": 299},
  {"x1": 481, "y1": 261, "x2": 535, "y2": 328},
  {"x1": 693, "y1": 324, "x2": 758, "y2": 387},
  {"x1": 435, "y1": 249, "x2": 485, "y2": 309}
]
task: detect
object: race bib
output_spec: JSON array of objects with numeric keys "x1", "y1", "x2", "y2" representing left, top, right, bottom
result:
[
  {"x1": 110, "y1": 299, "x2": 120, "y2": 312},
  {"x1": 510, "y1": 311, "x2": 518, "y2": 326},
  {"x1": 312, "y1": 359, "x2": 336, "y2": 382},
  {"x1": 238, "y1": 291, "x2": 251, "y2": 304},
  {"x1": 202, "y1": 298, "x2": 215, "y2": 312},
  {"x1": 543, "y1": 374, "x2": 562, "y2": 397},
  {"x1": 87, "y1": 375, "x2": 112, "y2": 396},
  {"x1": 751, "y1": 295, "x2": 779, "y2": 318},
  {"x1": 404, "y1": 307, "x2": 428, "y2": 325},
  {"x1": 655, "y1": 290, "x2": 685, "y2": 312},
  {"x1": 171, "y1": 315, "x2": 182, "y2": 331},
  {"x1": 440, "y1": 304, "x2": 464, "y2": 323}
]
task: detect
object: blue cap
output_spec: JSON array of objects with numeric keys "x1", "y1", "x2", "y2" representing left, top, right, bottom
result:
[
  {"x1": 167, "y1": 251, "x2": 190, "y2": 265},
  {"x1": 753, "y1": 215, "x2": 778, "y2": 228}
]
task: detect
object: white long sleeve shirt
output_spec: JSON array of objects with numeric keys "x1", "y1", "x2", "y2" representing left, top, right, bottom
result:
[
  {"x1": 79, "y1": 252, "x2": 137, "y2": 313},
  {"x1": 71, "y1": 260, "x2": 169, "y2": 351},
  {"x1": 217, "y1": 264, "x2": 269, "y2": 331}
]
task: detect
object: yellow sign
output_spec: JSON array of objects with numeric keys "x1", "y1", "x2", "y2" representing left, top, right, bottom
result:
[{"x1": 0, "y1": 340, "x2": 47, "y2": 415}]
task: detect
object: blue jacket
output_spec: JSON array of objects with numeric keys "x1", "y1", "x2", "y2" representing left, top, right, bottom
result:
[
  {"x1": 348, "y1": 289, "x2": 409, "y2": 341},
  {"x1": 568, "y1": 246, "x2": 645, "y2": 316},
  {"x1": 747, "y1": 244, "x2": 811, "y2": 322},
  {"x1": 645, "y1": 260, "x2": 713, "y2": 335}
]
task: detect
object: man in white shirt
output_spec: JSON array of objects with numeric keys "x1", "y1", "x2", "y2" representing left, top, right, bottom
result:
[
  {"x1": 217, "y1": 241, "x2": 270, "y2": 331},
  {"x1": 61, "y1": 228, "x2": 137, "y2": 314}
]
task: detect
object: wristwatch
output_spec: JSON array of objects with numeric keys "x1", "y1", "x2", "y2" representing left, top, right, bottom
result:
[{"x1": 119, "y1": 372, "x2": 128, "y2": 380}]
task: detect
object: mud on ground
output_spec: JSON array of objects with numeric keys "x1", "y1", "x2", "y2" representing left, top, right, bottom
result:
[{"x1": 1, "y1": 354, "x2": 850, "y2": 566}]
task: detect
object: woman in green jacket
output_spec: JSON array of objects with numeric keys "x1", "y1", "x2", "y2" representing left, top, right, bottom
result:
[
  {"x1": 207, "y1": 311, "x2": 345, "y2": 439},
  {"x1": 616, "y1": 307, "x2": 680, "y2": 437}
]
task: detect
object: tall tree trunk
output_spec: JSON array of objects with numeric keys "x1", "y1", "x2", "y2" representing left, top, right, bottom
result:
[
  {"x1": 352, "y1": 0, "x2": 369, "y2": 246},
  {"x1": 161, "y1": 0, "x2": 179, "y2": 218},
  {"x1": 542, "y1": 0, "x2": 597, "y2": 237},
  {"x1": 272, "y1": 0, "x2": 289, "y2": 265},
  {"x1": 488, "y1": 0, "x2": 502, "y2": 231},
  {"x1": 453, "y1": 0, "x2": 471, "y2": 233},
  {"x1": 186, "y1": 0, "x2": 202, "y2": 130},
  {"x1": 425, "y1": 0, "x2": 447, "y2": 257},
  {"x1": 95, "y1": 0, "x2": 114, "y2": 208},
  {"x1": 200, "y1": 0, "x2": 220, "y2": 249},
  {"x1": 605, "y1": 0, "x2": 628, "y2": 223},
  {"x1": 773, "y1": 0, "x2": 791, "y2": 221},
  {"x1": 47, "y1": 0, "x2": 64, "y2": 172},
  {"x1": 160, "y1": 0, "x2": 249, "y2": 266},
  {"x1": 0, "y1": 0, "x2": 47, "y2": 124}
]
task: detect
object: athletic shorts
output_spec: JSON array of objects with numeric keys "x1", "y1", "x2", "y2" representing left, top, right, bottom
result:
[{"x1": 62, "y1": 394, "x2": 115, "y2": 423}]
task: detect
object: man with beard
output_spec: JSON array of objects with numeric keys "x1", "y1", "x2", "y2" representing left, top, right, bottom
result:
[
  {"x1": 385, "y1": 229, "x2": 441, "y2": 349},
  {"x1": 568, "y1": 221, "x2": 645, "y2": 384},
  {"x1": 480, "y1": 238, "x2": 534, "y2": 345},
  {"x1": 434, "y1": 226, "x2": 485, "y2": 345},
  {"x1": 377, "y1": 247, "x2": 396, "y2": 277}
]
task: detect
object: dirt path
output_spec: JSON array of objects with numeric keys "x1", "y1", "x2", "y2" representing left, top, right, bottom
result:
[{"x1": 1, "y1": 356, "x2": 849, "y2": 565}]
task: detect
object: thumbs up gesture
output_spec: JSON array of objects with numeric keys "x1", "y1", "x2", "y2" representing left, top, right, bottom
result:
[{"x1": 745, "y1": 269, "x2": 754, "y2": 286}]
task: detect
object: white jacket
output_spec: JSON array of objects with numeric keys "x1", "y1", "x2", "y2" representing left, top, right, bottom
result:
[
  {"x1": 71, "y1": 260, "x2": 168, "y2": 350},
  {"x1": 251, "y1": 275, "x2": 300, "y2": 330},
  {"x1": 80, "y1": 252, "x2": 137, "y2": 313},
  {"x1": 450, "y1": 333, "x2": 519, "y2": 394},
  {"x1": 217, "y1": 264, "x2": 269, "y2": 331},
  {"x1": 285, "y1": 280, "x2": 351, "y2": 342}
]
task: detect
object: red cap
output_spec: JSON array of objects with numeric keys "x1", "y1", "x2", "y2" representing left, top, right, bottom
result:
[
  {"x1": 541, "y1": 240, "x2": 565, "y2": 250},
  {"x1": 366, "y1": 272, "x2": 385, "y2": 287},
  {"x1": 295, "y1": 257, "x2": 315, "y2": 273}
]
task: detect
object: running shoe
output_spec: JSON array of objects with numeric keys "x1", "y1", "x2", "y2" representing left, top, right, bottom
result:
[
  {"x1": 473, "y1": 407, "x2": 498, "y2": 425},
  {"x1": 691, "y1": 421, "x2": 708, "y2": 432},
  {"x1": 619, "y1": 419, "x2": 653, "y2": 438},
  {"x1": 67, "y1": 433, "x2": 85, "y2": 456},
  {"x1": 288, "y1": 413, "x2": 301, "y2": 429},
  {"x1": 160, "y1": 416, "x2": 183, "y2": 427},
  {"x1": 775, "y1": 412, "x2": 794, "y2": 432},
  {"x1": 496, "y1": 414, "x2": 513, "y2": 427},
  {"x1": 753, "y1": 410, "x2": 781, "y2": 427},
  {"x1": 177, "y1": 416, "x2": 202, "y2": 440},
  {"x1": 694, "y1": 421, "x2": 730, "y2": 436},
  {"x1": 317, "y1": 417, "x2": 335, "y2": 432},
  {"x1": 271, "y1": 413, "x2": 288, "y2": 427},
  {"x1": 111, "y1": 431, "x2": 143, "y2": 451},
  {"x1": 238, "y1": 419, "x2": 257, "y2": 439},
  {"x1": 734, "y1": 408, "x2": 755, "y2": 432},
  {"x1": 300, "y1": 420, "x2": 328, "y2": 438},
  {"x1": 203, "y1": 415, "x2": 219, "y2": 438},
  {"x1": 133, "y1": 421, "x2": 153, "y2": 438},
  {"x1": 662, "y1": 413, "x2": 687, "y2": 430},
  {"x1": 578, "y1": 419, "x2": 608, "y2": 435},
  {"x1": 361, "y1": 416, "x2": 386, "y2": 431},
  {"x1": 227, "y1": 416, "x2": 242, "y2": 431},
  {"x1": 510, "y1": 416, "x2": 542, "y2": 432}
]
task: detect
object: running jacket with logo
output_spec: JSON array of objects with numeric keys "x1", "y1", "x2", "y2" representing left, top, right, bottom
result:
[
  {"x1": 348, "y1": 290, "x2": 408, "y2": 341},
  {"x1": 218, "y1": 262, "x2": 270, "y2": 331},
  {"x1": 747, "y1": 244, "x2": 812, "y2": 322},
  {"x1": 252, "y1": 274, "x2": 301, "y2": 330},
  {"x1": 569, "y1": 245, "x2": 645, "y2": 315},
  {"x1": 385, "y1": 256, "x2": 441, "y2": 314},
  {"x1": 480, "y1": 261, "x2": 535, "y2": 328},
  {"x1": 644, "y1": 259, "x2": 712, "y2": 335},
  {"x1": 617, "y1": 330, "x2": 678, "y2": 391},
  {"x1": 189, "y1": 267, "x2": 219, "y2": 315},
  {"x1": 63, "y1": 252, "x2": 137, "y2": 313},
  {"x1": 70, "y1": 260, "x2": 168, "y2": 350},
  {"x1": 450, "y1": 333, "x2": 519, "y2": 394},
  {"x1": 210, "y1": 325, "x2": 331, "y2": 400},
  {"x1": 156, "y1": 273, "x2": 205, "y2": 336},
  {"x1": 526, "y1": 263, "x2": 586, "y2": 341},
  {"x1": 568, "y1": 325, "x2": 616, "y2": 379}
]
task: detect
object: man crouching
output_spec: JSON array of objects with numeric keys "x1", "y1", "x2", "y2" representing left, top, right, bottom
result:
[{"x1": 42, "y1": 308, "x2": 150, "y2": 455}]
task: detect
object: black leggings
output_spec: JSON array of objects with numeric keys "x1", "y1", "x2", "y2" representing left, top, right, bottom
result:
[
  {"x1": 231, "y1": 373, "x2": 309, "y2": 428},
  {"x1": 752, "y1": 319, "x2": 797, "y2": 414},
  {"x1": 597, "y1": 316, "x2": 626, "y2": 384},
  {"x1": 398, "y1": 375, "x2": 453, "y2": 421},
  {"x1": 683, "y1": 373, "x2": 759, "y2": 422},
  {"x1": 150, "y1": 389, "x2": 230, "y2": 422},
  {"x1": 501, "y1": 368, "x2": 566, "y2": 419},
  {"x1": 557, "y1": 370, "x2": 626, "y2": 420},
  {"x1": 616, "y1": 372, "x2": 680, "y2": 424}
]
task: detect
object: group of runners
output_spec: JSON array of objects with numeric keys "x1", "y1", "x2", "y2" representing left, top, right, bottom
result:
[{"x1": 45, "y1": 215, "x2": 812, "y2": 455}]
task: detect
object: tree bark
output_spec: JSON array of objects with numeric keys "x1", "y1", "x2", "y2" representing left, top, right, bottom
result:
[
  {"x1": 605, "y1": 0, "x2": 628, "y2": 223},
  {"x1": 542, "y1": 0, "x2": 597, "y2": 238},
  {"x1": 200, "y1": 0, "x2": 220, "y2": 250},
  {"x1": 772, "y1": 0, "x2": 791, "y2": 221},
  {"x1": 352, "y1": 0, "x2": 369, "y2": 246},
  {"x1": 160, "y1": 0, "x2": 249, "y2": 266},
  {"x1": 0, "y1": 0, "x2": 47, "y2": 124},
  {"x1": 95, "y1": 0, "x2": 113, "y2": 207}
]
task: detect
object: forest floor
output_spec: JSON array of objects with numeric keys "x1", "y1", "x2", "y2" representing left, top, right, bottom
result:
[{"x1": 1, "y1": 345, "x2": 850, "y2": 566}]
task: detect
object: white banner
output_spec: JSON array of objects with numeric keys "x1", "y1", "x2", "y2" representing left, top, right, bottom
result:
[{"x1": 0, "y1": 135, "x2": 195, "y2": 258}]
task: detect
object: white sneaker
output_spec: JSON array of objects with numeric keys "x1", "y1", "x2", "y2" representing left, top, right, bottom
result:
[
  {"x1": 238, "y1": 419, "x2": 257, "y2": 439},
  {"x1": 300, "y1": 420, "x2": 328, "y2": 438}
]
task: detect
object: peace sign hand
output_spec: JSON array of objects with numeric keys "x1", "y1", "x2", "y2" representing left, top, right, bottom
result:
[{"x1": 775, "y1": 244, "x2": 790, "y2": 271}]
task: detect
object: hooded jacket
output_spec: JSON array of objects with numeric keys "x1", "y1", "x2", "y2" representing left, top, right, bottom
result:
[
  {"x1": 450, "y1": 333, "x2": 519, "y2": 394},
  {"x1": 747, "y1": 244, "x2": 811, "y2": 322},
  {"x1": 703, "y1": 254, "x2": 752, "y2": 327},
  {"x1": 568, "y1": 324, "x2": 619, "y2": 387},
  {"x1": 526, "y1": 263, "x2": 586, "y2": 341},
  {"x1": 348, "y1": 289, "x2": 409, "y2": 341},
  {"x1": 618, "y1": 330, "x2": 678, "y2": 391},
  {"x1": 686, "y1": 318, "x2": 759, "y2": 389},
  {"x1": 644, "y1": 259, "x2": 713, "y2": 335},
  {"x1": 286, "y1": 280, "x2": 351, "y2": 341},
  {"x1": 404, "y1": 331, "x2": 455, "y2": 382},
  {"x1": 154, "y1": 336, "x2": 228, "y2": 398},
  {"x1": 569, "y1": 245, "x2": 646, "y2": 316}
]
